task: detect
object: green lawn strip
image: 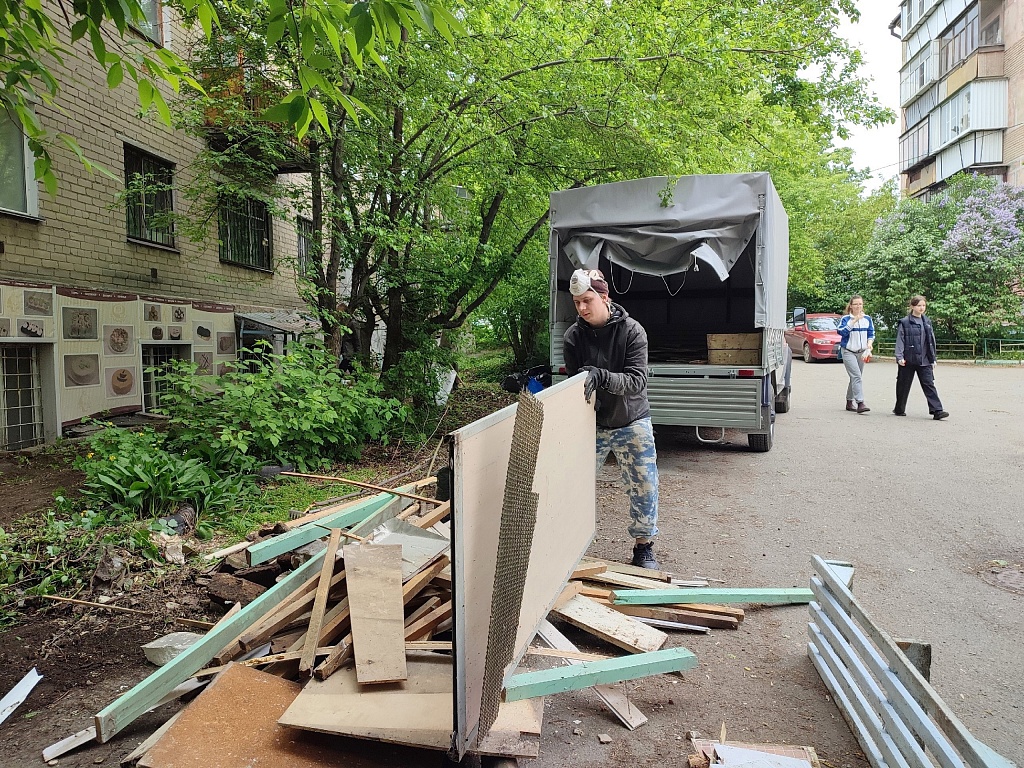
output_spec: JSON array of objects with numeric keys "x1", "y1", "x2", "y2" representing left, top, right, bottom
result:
[
  {"x1": 612, "y1": 587, "x2": 815, "y2": 605},
  {"x1": 502, "y1": 647, "x2": 698, "y2": 702}
]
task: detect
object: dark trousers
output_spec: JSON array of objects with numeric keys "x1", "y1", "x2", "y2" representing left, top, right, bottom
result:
[{"x1": 895, "y1": 363, "x2": 943, "y2": 414}]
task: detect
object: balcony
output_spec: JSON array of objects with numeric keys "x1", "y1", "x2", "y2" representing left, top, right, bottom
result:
[{"x1": 200, "y1": 66, "x2": 313, "y2": 174}]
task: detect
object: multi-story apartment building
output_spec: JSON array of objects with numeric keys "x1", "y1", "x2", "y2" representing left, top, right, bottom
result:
[
  {"x1": 0, "y1": 2, "x2": 316, "y2": 449},
  {"x1": 895, "y1": 0, "x2": 1023, "y2": 197}
]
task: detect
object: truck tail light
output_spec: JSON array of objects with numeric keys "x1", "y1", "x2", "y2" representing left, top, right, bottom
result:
[
  {"x1": 738, "y1": 369, "x2": 756, "y2": 377},
  {"x1": 558, "y1": 366, "x2": 566, "y2": 375}
]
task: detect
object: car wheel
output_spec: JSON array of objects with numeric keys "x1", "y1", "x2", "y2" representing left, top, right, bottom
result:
[{"x1": 802, "y1": 343, "x2": 812, "y2": 363}]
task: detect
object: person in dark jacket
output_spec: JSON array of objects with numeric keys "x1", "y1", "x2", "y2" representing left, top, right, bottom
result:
[
  {"x1": 894, "y1": 295, "x2": 949, "y2": 420},
  {"x1": 563, "y1": 268, "x2": 660, "y2": 569}
]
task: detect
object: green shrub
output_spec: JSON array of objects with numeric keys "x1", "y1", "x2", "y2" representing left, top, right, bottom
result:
[{"x1": 154, "y1": 342, "x2": 407, "y2": 472}]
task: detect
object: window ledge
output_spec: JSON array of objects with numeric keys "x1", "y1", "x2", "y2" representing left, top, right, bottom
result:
[
  {"x1": 219, "y1": 258, "x2": 275, "y2": 275},
  {"x1": 0, "y1": 208, "x2": 43, "y2": 223},
  {"x1": 128, "y1": 237, "x2": 180, "y2": 254}
]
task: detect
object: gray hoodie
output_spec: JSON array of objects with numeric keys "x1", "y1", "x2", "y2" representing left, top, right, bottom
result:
[{"x1": 563, "y1": 303, "x2": 650, "y2": 429}]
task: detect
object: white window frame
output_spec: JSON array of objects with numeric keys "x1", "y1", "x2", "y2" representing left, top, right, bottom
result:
[{"x1": 0, "y1": 109, "x2": 40, "y2": 218}]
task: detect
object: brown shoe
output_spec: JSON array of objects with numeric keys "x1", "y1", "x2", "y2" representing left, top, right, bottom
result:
[
  {"x1": 857, "y1": 402, "x2": 870, "y2": 413},
  {"x1": 846, "y1": 400, "x2": 857, "y2": 411}
]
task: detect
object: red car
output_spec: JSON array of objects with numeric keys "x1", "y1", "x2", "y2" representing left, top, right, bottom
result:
[{"x1": 785, "y1": 309, "x2": 841, "y2": 362}]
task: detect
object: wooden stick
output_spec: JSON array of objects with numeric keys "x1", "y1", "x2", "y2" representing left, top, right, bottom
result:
[
  {"x1": 40, "y1": 595, "x2": 214, "y2": 629},
  {"x1": 202, "y1": 540, "x2": 251, "y2": 561},
  {"x1": 409, "y1": 500, "x2": 451, "y2": 528},
  {"x1": 280, "y1": 471, "x2": 438, "y2": 505},
  {"x1": 404, "y1": 600, "x2": 452, "y2": 641},
  {"x1": 300, "y1": 529, "x2": 343, "y2": 674}
]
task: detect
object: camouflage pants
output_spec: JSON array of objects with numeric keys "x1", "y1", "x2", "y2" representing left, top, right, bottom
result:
[{"x1": 596, "y1": 417, "x2": 659, "y2": 540}]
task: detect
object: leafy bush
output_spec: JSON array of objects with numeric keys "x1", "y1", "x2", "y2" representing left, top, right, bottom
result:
[
  {"x1": 77, "y1": 427, "x2": 253, "y2": 528},
  {"x1": 155, "y1": 342, "x2": 407, "y2": 472}
]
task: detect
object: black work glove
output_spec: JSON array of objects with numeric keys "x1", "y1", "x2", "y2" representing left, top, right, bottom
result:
[{"x1": 580, "y1": 365, "x2": 608, "y2": 404}]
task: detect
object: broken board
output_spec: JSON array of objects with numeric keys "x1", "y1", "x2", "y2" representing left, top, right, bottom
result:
[
  {"x1": 343, "y1": 543, "x2": 407, "y2": 684},
  {"x1": 552, "y1": 594, "x2": 667, "y2": 654}
]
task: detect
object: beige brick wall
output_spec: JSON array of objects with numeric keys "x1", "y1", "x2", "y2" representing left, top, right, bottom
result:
[
  {"x1": 0, "y1": 1, "x2": 308, "y2": 312},
  {"x1": 1003, "y1": 0, "x2": 1024, "y2": 186}
]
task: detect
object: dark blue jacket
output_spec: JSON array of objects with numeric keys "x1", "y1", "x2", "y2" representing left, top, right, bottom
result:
[{"x1": 895, "y1": 314, "x2": 937, "y2": 365}]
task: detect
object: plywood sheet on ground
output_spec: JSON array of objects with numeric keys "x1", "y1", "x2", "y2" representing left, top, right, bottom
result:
[
  {"x1": 139, "y1": 664, "x2": 386, "y2": 767},
  {"x1": 343, "y1": 543, "x2": 407, "y2": 684},
  {"x1": 450, "y1": 374, "x2": 595, "y2": 756},
  {"x1": 278, "y1": 652, "x2": 454, "y2": 750},
  {"x1": 693, "y1": 741, "x2": 821, "y2": 768}
]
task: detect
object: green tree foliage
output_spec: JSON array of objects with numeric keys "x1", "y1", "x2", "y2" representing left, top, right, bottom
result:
[{"x1": 851, "y1": 174, "x2": 1024, "y2": 339}]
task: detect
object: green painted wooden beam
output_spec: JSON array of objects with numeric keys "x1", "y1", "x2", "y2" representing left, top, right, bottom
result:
[
  {"x1": 94, "y1": 549, "x2": 328, "y2": 742},
  {"x1": 246, "y1": 487, "x2": 411, "y2": 565},
  {"x1": 612, "y1": 587, "x2": 815, "y2": 605},
  {"x1": 502, "y1": 647, "x2": 698, "y2": 702}
]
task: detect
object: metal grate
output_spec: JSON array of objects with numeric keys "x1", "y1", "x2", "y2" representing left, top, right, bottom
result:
[
  {"x1": 125, "y1": 145, "x2": 175, "y2": 247},
  {"x1": 479, "y1": 391, "x2": 545, "y2": 734},
  {"x1": 296, "y1": 216, "x2": 316, "y2": 277},
  {"x1": 1, "y1": 344, "x2": 44, "y2": 450},
  {"x1": 142, "y1": 344, "x2": 189, "y2": 413},
  {"x1": 218, "y1": 195, "x2": 273, "y2": 271}
]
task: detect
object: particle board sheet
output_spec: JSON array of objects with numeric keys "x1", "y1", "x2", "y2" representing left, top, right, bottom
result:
[
  {"x1": 450, "y1": 373, "x2": 595, "y2": 758},
  {"x1": 343, "y1": 543, "x2": 407, "y2": 684},
  {"x1": 278, "y1": 652, "x2": 454, "y2": 750},
  {"x1": 693, "y1": 741, "x2": 821, "y2": 768},
  {"x1": 137, "y1": 664, "x2": 354, "y2": 768}
]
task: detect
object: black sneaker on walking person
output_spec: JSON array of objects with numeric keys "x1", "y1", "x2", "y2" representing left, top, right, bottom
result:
[
  {"x1": 932, "y1": 410, "x2": 949, "y2": 420},
  {"x1": 631, "y1": 541, "x2": 659, "y2": 570}
]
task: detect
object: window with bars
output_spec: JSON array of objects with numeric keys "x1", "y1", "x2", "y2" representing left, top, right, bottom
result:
[
  {"x1": 142, "y1": 344, "x2": 189, "y2": 412},
  {"x1": 125, "y1": 145, "x2": 176, "y2": 247},
  {"x1": 218, "y1": 195, "x2": 273, "y2": 271},
  {"x1": 296, "y1": 216, "x2": 316, "y2": 277},
  {"x1": 1, "y1": 345, "x2": 43, "y2": 451}
]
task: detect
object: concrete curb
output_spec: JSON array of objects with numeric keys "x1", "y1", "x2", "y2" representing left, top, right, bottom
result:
[{"x1": 872, "y1": 356, "x2": 1024, "y2": 368}]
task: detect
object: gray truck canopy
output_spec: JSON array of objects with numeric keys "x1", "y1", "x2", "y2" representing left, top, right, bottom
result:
[{"x1": 549, "y1": 172, "x2": 789, "y2": 327}]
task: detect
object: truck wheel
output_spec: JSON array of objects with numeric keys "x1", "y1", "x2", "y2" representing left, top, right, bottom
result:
[
  {"x1": 802, "y1": 343, "x2": 812, "y2": 363},
  {"x1": 774, "y1": 386, "x2": 791, "y2": 414},
  {"x1": 748, "y1": 428, "x2": 773, "y2": 452}
]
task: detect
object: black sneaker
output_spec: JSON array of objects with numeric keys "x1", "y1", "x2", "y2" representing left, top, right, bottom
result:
[
  {"x1": 631, "y1": 542, "x2": 659, "y2": 570},
  {"x1": 933, "y1": 410, "x2": 949, "y2": 420}
]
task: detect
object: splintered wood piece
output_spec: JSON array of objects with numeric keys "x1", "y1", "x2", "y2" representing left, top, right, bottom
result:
[
  {"x1": 404, "y1": 601, "x2": 453, "y2": 641},
  {"x1": 603, "y1": 602, "x2": 739, "y2": 630},
  {"x1": 312, "y1": 633, "x2": 353, "y2": 680},
  {"x1": 410, "y1": 500, "x2": 451, "y2": 529},
  {"x1": 300, "y1": 528, "x2": 344, "y2": 674},
  {"x1": 552, "y1": 594, "x2": 667, "y2": 654},
  {"x1": 344, "y1": 543, "x2": 408, "y2": 684},
  {"x1": 551, "y1": 580, "x2": 585, "y2": 611},
  {"x1": 579, "y1": 585, "x2": 614, "y2": 600},
  {"x1": 580, "y1": 556, "x2": 674, "y2": 582},
  {"x1": 571, "y1": 563, "x2": 609, "y2": 579}
]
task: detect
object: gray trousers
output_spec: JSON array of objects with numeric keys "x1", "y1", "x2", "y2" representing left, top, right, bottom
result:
[{"x1": 842, "y1": 349, "x2": 866, "y2": 402}]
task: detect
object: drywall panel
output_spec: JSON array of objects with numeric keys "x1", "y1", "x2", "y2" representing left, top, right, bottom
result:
[{"x1": 450, "y1": 373, "x2": 595, "y2": 757}]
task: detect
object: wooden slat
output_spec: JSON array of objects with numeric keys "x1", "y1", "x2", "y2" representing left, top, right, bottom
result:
[
  {"x1": 93, "y1": 548, "x2": 330, "y2": 743},
  {"x1": 404, "y1": 596, "x2": 442, "y2": 627},
  {"x1": 404, "y1": 600, "x2": 453, "y2": 641},
  {"x1": 570, "y1": 563, "x2": 608, "y2": 580},
  {"x1": 344, "y1": 543, "x2": 408, "y2": 684},
  {"x1": 299, "y1": 528, "x2": 343, "y2": 674},
  {"x1": 670, "y1": 603, "x2": 746, "y2": 620},
  {"x1": 503, "y1": 647, "x2": 698, "y2": 702},
  {"x1": 276, "y1": 494, "x2": 377, "y2": 532},
  {"x1": 281, "y1": 472, "x2": 439, "y2": 504},
  {"x1": 580, "y1": 556, "x2": 673, "y2": 582},
  {"x1": 526, "y1": 646, "x2": 611, "y2": 663},
  {"x1": 552, "y1": 594, "x2": 667, "y2": 654},
  {"x1": 536, "y1": 619, "x2": 647, "y2": 730},
  {"x1": 612, "y1": 587, "x2": 813, "y2": 605},
  {"x1": 551, "y1": 580, "x2": 585, "y2": 611},
  {"x1": 603, "y1": 601, "x2": 739, "y2": 630},
  {"x1": 411, "y1": 500, "x2": 451, "y2": 529},
  {"x1": 238, "y1": 567, "x2": 346, "y2": 651},
  {"x1": 586, "y1": 571, "x2": 676, "y2": 591}
]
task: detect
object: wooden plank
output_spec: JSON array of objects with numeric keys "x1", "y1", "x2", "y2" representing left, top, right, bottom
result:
[
  {"x1": 404, "y1": 601, "x2": 453, "y2": 641},
  {"x1": 526, "y1": 647, "x2": 611, "y2": 663},
  {"x1": 570, "y1": 563, "x2": 608, "y2": 580},
  {"x1": 502, "y1": 647, "x2": 698, "y2": 702},
  {"x1": 551, "y1": 580, "x2": 585, "y2": 611},
  {"x1": 411, "y1": 500, "x2": 451, "y2": 529},
  {"x1": 300, "y1": 528, "x2": 343, "y2": 674},
  {"x1": 194, "y1": 647, "x2": 336, "y2": 678},
  {"x1": 93, "y1": 547, "x2": 330, "y2": 743},
  {"x1": 612, "y1": 587, "x2": 814, "y2": 605},
  {"x1": 580, "y1": 556, "x2": 673, "y2": 582},
  {"x1": 586, "y1": 571, "x2": 678, "y2": 591},
  {"x1": 536, "y1": 619, "x2": 647, "y2": 730},
  {"x1": 238, "y1": 567, "x2": 346, "y2": 650},
  {"x1": 579, "y1": 585, "x2": 614, "y2": 600},
  {"x1": 42, "y1": 726, "x2": 96, "y2": 762},
  {"x1": 245, "y1": 489, "x2": 406, "y2": 565},
  {"x1": 406, "y1": 640, "x2": 452, "y2": 652},
  {"x1": 552, "y1": 594, "x2": 667, "y2": 654},
  {"x1": 276, "y1": 493, "x2": 378, "y2": 532},
  {"x1": 202, "y1": 539, "x2": 250, "y2": 561},
  {"x1": 707, "y1": 332, "x2": 761, "y2": 349},
  {"x1": 603, "y1": 602, "x2": 739, "y2": 630},
  {"x1": 405, "y1": 597, "x2": 442, "y2": 628},
  {"x1": 344, "y1": 543, "x2": 408, "y2": 684},
  {"x1": 671, "y1": 603, "x2": 746, "y2": 620}
]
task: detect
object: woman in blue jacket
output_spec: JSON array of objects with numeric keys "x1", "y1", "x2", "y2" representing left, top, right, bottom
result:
[
  {"x1": 894, "y1": 295, "x2": 948, "y2": 419},
  {"x1": 837, "y1": 295, "x2": 875, "y2": 413}
]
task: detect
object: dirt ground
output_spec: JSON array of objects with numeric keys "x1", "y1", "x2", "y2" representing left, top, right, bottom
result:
[{"x1": 0, "y1": 452, "x2": 84, "y2": 530}]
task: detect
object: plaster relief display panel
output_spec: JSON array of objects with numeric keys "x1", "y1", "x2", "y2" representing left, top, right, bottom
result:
[
  {"x1": 18, "y1": 318, "x2": 45, "y2": 338},
  {"x1": 23, "y1": 290, "x2": 53, "y2": 316},
  {"x1": 105, "y1": 367, "x2": 137, "y2": 398},
  {"x1": 171, "y1": 305, "x2": 187, "y2": 323},
  {"x1": 167, "y1": 325, "x2": 182, "y2": 341},
  {"x1": 449, "y1": 374, "x2": 595, "y2": 758},
  {"x1": 216, "y1": 332, "x2": 236, "y2": 356},
  {"x1": 144, "y1": 303, "x2": 162, "y2": 322},
  {"x1": 0, "y1": 319, "x2": 9, "y2": 337},
  {"x1": 194, "y1": 351, "x2": 213, "y2": 375},
  {"x1": 104, "y1": 325, "x2": 133, "y2": 355},
  {"x1": 64, "y1": 354, "x2": 100, "y2": 387},
  {"x1": 62, "y1": 307, "x2": 98, "y2": 340},
  {"x1": 193, "y1": 323, "x2": 213, "y2": 345}
]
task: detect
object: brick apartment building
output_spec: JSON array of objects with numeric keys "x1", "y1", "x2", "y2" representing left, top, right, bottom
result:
[
  {"x1": 0, "y1": 2, "x2": 316, "y2": 449},
  {"x1": 896, "y1": 0, "x2": 1024, "y2": 197}
]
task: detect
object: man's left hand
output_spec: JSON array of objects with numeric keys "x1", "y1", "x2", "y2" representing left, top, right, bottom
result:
[{"x1": 581, "y1": 366, "x2": 607, "y2": 403}]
